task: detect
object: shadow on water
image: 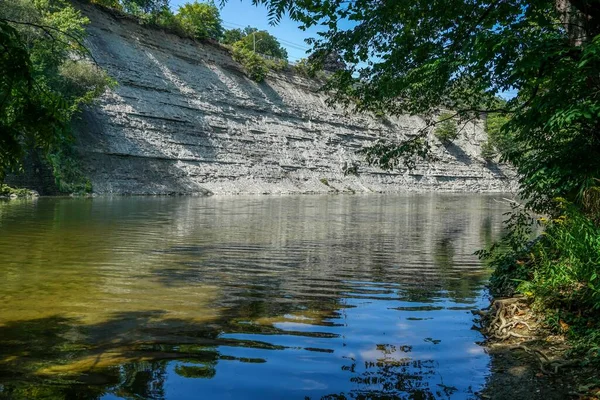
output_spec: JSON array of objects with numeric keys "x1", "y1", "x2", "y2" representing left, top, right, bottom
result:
[
  {"x1": 0, "y1": 313, "x2": 447, "y2": 399},
  {"x1": 0, "y1": 194, "x2": 511, "y2": 399}
]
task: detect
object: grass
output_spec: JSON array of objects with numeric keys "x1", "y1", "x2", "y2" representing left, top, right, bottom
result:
[{"x1": 483, "y1": 200, "x2": 600, "y2": 365}]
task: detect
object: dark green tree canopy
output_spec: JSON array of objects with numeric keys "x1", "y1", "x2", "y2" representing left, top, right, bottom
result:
[
  {"x1": 249, "y1": 0, "x2": 600, "y2": 215},
  {"x1": 0, "y1": 0, "x2": 112, "y2": 182}
]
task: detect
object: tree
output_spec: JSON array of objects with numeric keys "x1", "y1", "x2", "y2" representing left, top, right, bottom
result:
[
  {"x1": 175, "y1": 1, "x2": 223, "y2": 40},
  {"x1": 249, "y1": 0, "x2": 600, "y2": 216},
  {"x1": 120, "y1": 0, "x2": 170, "y2": 16},
  {"x1": 434, "y1": 113, "x2": 459, "y2": 143},
  {"x1": 308, "y1": 50, "x2": 345, "y2": 72},
  {"x1": 223, "y1": 26, "x2": 288, "y2": 59},
  {"x1": 0, "y1": 0, "x2": 112, "y2": 189},
  {"x1": 221, "y1": 28, "x2": 244, "y2": 44},
  {"x1": 247, "y1": 0, "x2": 600, "y2": 347}
]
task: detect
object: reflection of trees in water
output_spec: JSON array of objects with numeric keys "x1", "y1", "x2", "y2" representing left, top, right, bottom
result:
[
  {"x1": 116, "y1": 361, "x2": 167, "y2": 399},
  {"x1": 318, "y1": 346, "x2": 442, "y2": 400},
  {"x1": 0, "y1": 314, "x2": 224, "y2": 399},
  {"x1": 0, "y1": 195, "x2": 510, "y2": 398}
]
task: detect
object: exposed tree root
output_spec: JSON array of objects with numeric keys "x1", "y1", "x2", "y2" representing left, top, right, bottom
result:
[
  {"x1": 475, "y1": 297, "x2": 580, "y2": 375},
  {"x1": 511, "y1": 345, "x2": 579, "y2": 374},
  {"x1": 476, "y1": 297, "x2": 534, "y2": 340}
]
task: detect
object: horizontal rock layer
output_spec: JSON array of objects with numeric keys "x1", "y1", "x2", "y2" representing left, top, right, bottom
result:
[{"x1": 75, "y1": 4, "x2": 515, "y2": 195}]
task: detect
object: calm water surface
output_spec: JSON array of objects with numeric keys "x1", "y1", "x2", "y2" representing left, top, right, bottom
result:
[{"x1": 0, "y1": 194, "x2": 508, "y2": 399}]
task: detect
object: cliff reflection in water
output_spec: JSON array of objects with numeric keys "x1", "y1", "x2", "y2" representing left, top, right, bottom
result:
[{"x1": 0, "y1": 194, "x2": 508, "y2": 399}]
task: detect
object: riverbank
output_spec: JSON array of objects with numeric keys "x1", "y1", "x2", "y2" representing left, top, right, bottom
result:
[
  {"x1": 0, "y1": 184, "x2": 39, "y2": 199},
  {"x1": 479, "y1": 297, "x2": 600, "y2": 399}
]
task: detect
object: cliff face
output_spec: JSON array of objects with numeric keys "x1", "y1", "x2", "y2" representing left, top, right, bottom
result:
[{"x1": 75, "y1": 4, "x2": 514, "y2": 195}]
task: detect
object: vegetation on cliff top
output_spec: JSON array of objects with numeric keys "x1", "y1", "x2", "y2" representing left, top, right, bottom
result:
[
  {"x1": 0, "y1": 0, "x2": 113, "y2": 193},
  {"x1": 249, "y1": 0, "x2": 600, "y2": 363},
  {"x1": 89, "y1": 0, "x2": 295, "y2": 81},
  {"x1": 0, "y1": 0, "x2": 301, "y2": 188}
]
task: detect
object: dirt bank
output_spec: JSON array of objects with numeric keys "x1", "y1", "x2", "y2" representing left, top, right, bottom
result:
[{"x1": 477, "y1": 297, "x2": 600, "y2": 399}]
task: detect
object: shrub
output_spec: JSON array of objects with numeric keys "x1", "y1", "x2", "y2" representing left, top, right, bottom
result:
[
  {"x1": 47, "y1": 146, "x2": 93, "y2": 194},
  {"x1": 175, "y1": 1, "x2": 222, "y2": 40},
  {"x1": 58, "y1": 60, "x2": 115, "y2": 104},
  {"x1": 481, "y1": 140, "x2": 496, "y2": 161},
  {"x1": 485, "y1": 111, "x2": 516, "y2": 158},
  {"x1": 231, "y1": 42, "x2": 269, "y2": 82},
  {"x1": 90, "y1": 0, "x2": 123, "y2": 9},
  {"x1": 294, "y1": 58, "x2": 316, "y2": 77},
  {"x1": 520, "y1": 203, "x2": 600, "y2": 311},
  {"x1": 434, "y1": 113, "x2": 458, "y2": 143}
]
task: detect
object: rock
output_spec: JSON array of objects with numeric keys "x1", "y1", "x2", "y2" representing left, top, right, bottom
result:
[{"x1": 71, "y1": 3, "x2": 516, "y2": 196}]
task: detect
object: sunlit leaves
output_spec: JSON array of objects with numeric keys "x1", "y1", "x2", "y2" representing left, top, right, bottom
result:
[{"x1": 0, "y1": 0, "x2": 112, "y2": 180}]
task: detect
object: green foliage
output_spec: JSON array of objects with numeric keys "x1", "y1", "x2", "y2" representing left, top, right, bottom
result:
[
  {"x1": 265, "y1": 57, "x2": 287, "y2": 71},
  {"x1": 484, "y1": 110, "x2": 515, "y2": 159},
  {"x1": 361, "y1": 137, "x2": 432, "y2": 170},
  {"x1": 58, "y1": 60, "x2": 115, "y2": 104},
  {"x1": 221, "y1": 27, "x2": 245, "y2": 45},
  {"x1": 175, "y1": 1, "x2": 222, "y2": 40},
  {"x1": 47, "y1": 145, "x2": 93, "y2": 194},
  {"x1": 120, "y1": 0, "x2": 169, "y2": 16},
  {"x1": 476, "y1": 205, "x2": 537, "y2": 297},
  {"x1": 90, "y1": 0, "x2": 123, "y2": 9},
  {"x1": 481, "y1": 140, "x2": 496, "y2": 161},
  {"x1": 293, "y1": 58, "x2": 319, "y2": 78},
  {"x1": 241, "y1": 30, "x2": 287, "y2": 59},
  {"x1": 479, "y1": 199, "x2": 600, "y2": 358},
  {"x1": 434, "y1": 113, "x2": 459, "y2": 143},
  {"x1": 0, "y1": 0, "x2": 112, "y2": 189},
  {"x1": 0, "y1": 184, "x2": 36, "y2": 198},
  {"x1": 225, "y1": 27, "x2": 287, "y2": 60},
  {"x1": 231, "y1": 42, "x2": 269, "y2": 81},
  {"x1": 519, "y1": 203, "x2": 600, "y2": 311}
]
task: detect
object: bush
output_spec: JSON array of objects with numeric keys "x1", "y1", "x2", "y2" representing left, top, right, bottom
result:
[
  {"x1": 294, "y1": 58, "x2": 316, "y2": 77},
  {"x1": 58, "y1": 60, "x2": 115, "y2": 104},
  {"x1": 47, "y1": 146, "x2": 93, "y2": 194},
  {"x1": 481, "y1": 140, "x2": 496, "y2": 161},
  {"x1": 231, "y1": 43, "x2": 269, "y2": 82},
  {"x1": 90, "y1": 0, "x2": 123, "y2": 9},
  {"x1": 175, "y1": 1, "x2": 222, "y2": 40},
  {"x1": 265, "y1": 58, "x2": 288, "y2": 71},
  {"x1": 485, "y1": 111, "x2": 515, "y2": 159},
  {"x1": 520, "y1": 203, "x2": 600, "y2": 311},
  {"x1": 0, "y1": 184, "x2": 35, "y2": 198},
  {"x1": 434, "y1": 113, "x2": 458, "y2": 143},
  {"x1": 480, "y1": 200, "x2": 600, "y2": 359}
]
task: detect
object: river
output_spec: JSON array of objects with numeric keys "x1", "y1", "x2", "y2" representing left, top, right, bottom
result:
[{"x1": 0, "y1": 194, "x2": 509, "y2": 399}]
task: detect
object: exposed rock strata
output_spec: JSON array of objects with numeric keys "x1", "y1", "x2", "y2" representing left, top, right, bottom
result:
[{"x1": 75, "y1": 4, "x2": 515, "y2": 195}]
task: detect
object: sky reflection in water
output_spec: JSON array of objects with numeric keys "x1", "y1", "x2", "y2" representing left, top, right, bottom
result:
[{"x1": 0, "y1": 194, "x2": 509, "y2": 399}]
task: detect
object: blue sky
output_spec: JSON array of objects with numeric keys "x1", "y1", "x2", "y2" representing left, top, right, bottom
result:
[
  {"x1": 168, "y1": 1, "x2": 518, "y2": 100},
  {"x1": 170, "y1": 0, "x2": 319, "y2": 63}
]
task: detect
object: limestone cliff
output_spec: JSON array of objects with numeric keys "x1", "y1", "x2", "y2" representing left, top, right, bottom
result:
[{"x1": 74, "y1": 4, "x2": 514, "y2": 195}]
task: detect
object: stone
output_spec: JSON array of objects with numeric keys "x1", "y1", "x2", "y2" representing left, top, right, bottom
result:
[{"x1": 72, "y1": 3, "x2": 516, "y2": 196}]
